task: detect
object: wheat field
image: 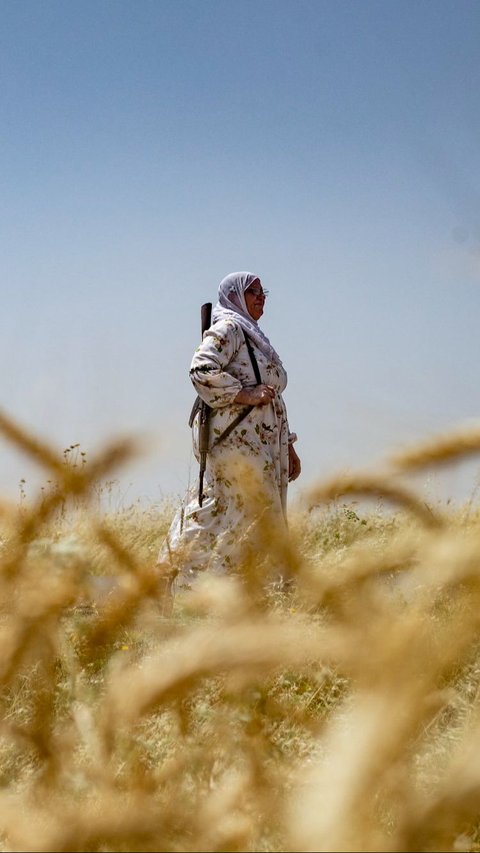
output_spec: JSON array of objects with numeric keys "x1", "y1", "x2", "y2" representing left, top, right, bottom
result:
[{"x1": 1, "y1": 409, "x2": 480, "y2": 851}]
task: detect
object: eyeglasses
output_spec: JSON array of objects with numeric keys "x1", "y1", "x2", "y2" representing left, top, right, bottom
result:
[{"x1": 246, "y1": 287, "x2": 269, "y2": 299}]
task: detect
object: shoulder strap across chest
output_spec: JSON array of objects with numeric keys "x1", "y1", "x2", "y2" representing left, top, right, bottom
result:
[{"x1": 243, "y1": 331, "x2": 262, "y2": 384}]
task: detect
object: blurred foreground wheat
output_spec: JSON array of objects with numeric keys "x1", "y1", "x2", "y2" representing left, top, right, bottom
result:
[{"x1": 1, "y1": 409, "x2": 480, "y2": 851}]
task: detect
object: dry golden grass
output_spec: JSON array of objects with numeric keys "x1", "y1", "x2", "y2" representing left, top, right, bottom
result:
[{"x1": 1, "y1": 408, "x2": 480, "y2": 851}]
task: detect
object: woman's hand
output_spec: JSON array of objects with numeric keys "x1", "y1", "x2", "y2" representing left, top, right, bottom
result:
[
  {"x1": 234, "y1": 384, "x2": 276, "y2": 407},
  {"x1": 288, "y1": 444, "x2": 301, "y2": 481}
]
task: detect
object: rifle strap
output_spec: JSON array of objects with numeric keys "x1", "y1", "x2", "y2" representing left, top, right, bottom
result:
[
  {"x1": 210, "y1": 331, "x2": 261, "y2": 448},
  {"x1": 243, "y1": 332, "x2": 262, "y2": 385},
  {"x1": 210, "y1": 404, "x2": 253, "y2": 448},
  {"x1": 189, "y1": 330, "x2": 263, "y2": 447}
]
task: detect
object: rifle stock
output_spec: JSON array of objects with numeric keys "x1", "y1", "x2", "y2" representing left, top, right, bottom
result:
[{"x1": 198, "y1": 302, "x2": 212, "y2": 506}]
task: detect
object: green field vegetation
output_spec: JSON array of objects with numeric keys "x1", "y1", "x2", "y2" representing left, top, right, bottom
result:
[{"x1": 2, "y1": 411, "x2": 480, "y2": 851}]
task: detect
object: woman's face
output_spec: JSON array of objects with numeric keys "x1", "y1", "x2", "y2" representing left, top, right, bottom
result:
[{"x1": 244, "y1": 279, "x2": 267, "y2": 321}]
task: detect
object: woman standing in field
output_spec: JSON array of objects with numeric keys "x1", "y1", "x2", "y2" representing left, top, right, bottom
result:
[{"x1": 158, "y1": 271, "x2": 301, "y2": 596}]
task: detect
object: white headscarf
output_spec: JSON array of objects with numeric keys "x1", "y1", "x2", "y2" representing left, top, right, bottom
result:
[{"x1": 212, "y1": 271, "x2": 283, "y2": 366}]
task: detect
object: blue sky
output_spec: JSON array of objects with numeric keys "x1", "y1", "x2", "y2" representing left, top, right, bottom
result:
[{"x1": 1, "y1": 0, "x2": 480, "y2": 506}]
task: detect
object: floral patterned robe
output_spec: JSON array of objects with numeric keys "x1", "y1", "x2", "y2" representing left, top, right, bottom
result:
[{"x1": 160, "y1": 317, "x2": 292, "y2": 588}]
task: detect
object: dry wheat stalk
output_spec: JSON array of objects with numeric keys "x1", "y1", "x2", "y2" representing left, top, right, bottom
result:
[{"x1": 0, "y1": 412, "x2": 479, "y2": 851}]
